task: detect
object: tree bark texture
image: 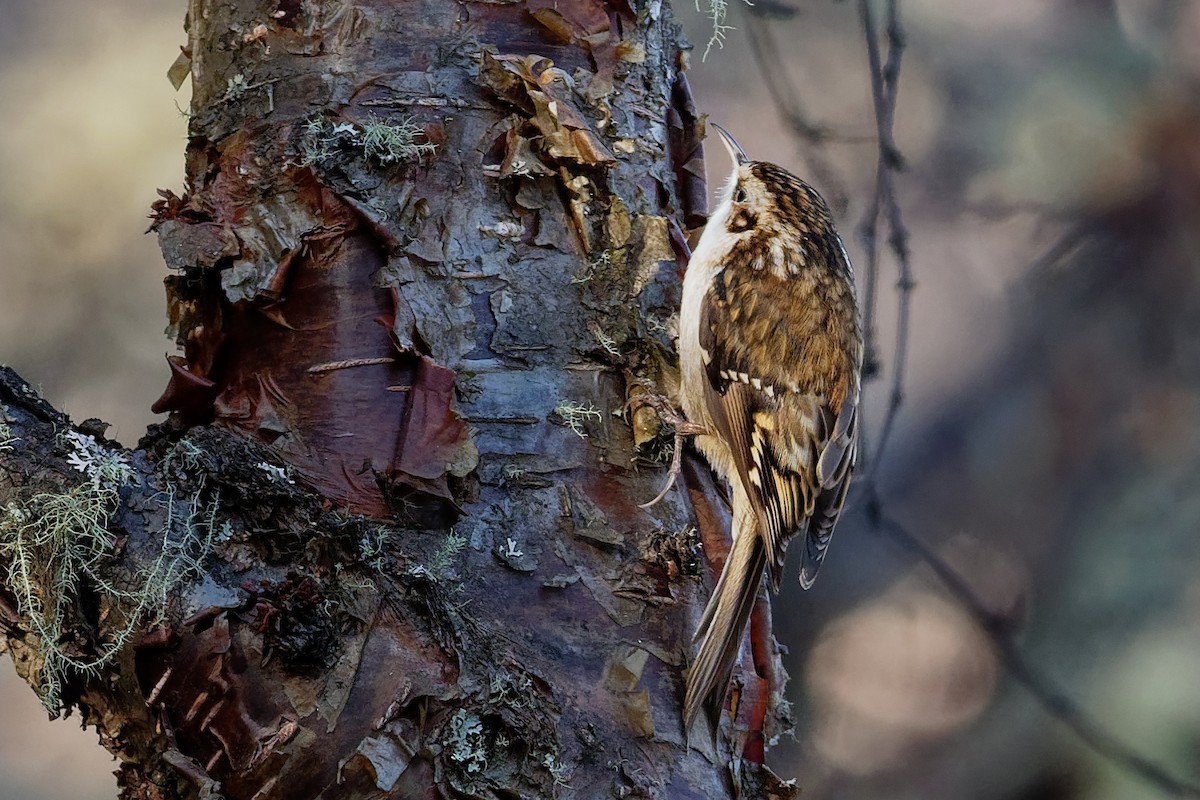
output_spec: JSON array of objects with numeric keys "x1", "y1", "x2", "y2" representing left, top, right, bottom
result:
[{"x1": 0, "y1": 2, "x2": 796, "y2": 798}]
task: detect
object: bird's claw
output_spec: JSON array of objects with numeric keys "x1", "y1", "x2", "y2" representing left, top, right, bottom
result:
[{"x1": 629, "y1": 390, "x2": 705, "y2": 509}]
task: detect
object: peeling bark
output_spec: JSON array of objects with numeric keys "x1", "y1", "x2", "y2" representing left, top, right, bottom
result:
[{"x1": 0, "y1": 2, "x2": 795, "y2": 798}]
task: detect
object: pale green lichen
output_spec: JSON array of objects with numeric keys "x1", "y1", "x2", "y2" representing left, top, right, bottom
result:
[
  {"x1": 297, "y1": 116, "x2": 339, "y2": 167},
  {"x1": 646, "y1": 314, "x2": 669, "y2": 335},
  {"x1": 428, "y1": 530, "x2": 467, "y2": 579},
  {"x1": 445, "y1": 709, "x2": 488, "y2": 774},
  {"x1": 257, "y1": 461, "x2": 294, "y2": 485},
  {"x1": 542, "y1": 752, "x2": 571, "y2": 787},
  {"x1": 593, "y1": 327, "x2": 621, "y2": 357},
  {"x1": 488, "y1": 669, "x2": 533, "y2": 709},
  {"x1": 158, "y1": 437, "x2": 204, "y2": 473},
  {"x1": 553, "y1": 401, "x2": 603, "y2": 439},
  {"x1": 698, "y1": 0, "x2": 752, "y2": 60},
  {"x1": 440, "y1": 671, "x2": 570, "y2": 794},
  {"x1": 357, "y1": 116, "x2": 437, "y2": 164},
  {"x1": 0, "y1": 434, "x2": 219, "y2": 712},
  {"x1": 62, "y1": 430, "x2": 134, "y2": 485},
  {"x1": 224, "y1": 73, "x2": 249, "y2": 100},
  {"x1": 297, "y1": 115, "x2": 437, "y2": 168},
  {"x1": 359, "y1": 525, "x2": 393, "y2": 572},
  {"x1": 570, "y1": 249, "x2": 613, "y2": 286},
  {"x1": 333, "y1": 562, "x2": 377, "y2": 595}
]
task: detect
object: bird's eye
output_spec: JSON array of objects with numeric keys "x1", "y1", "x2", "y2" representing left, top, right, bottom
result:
[{"x1": 734, "y1": 187, "x2": 747, "y2": 204}]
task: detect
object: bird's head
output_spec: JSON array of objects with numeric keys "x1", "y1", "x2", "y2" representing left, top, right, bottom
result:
[{"x1": 705, "y1": 123, "x2": 847, "y2": 280}]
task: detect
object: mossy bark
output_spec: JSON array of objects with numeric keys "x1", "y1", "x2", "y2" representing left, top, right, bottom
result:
[{"x1": 0, "y1": 2, "x2": 796, "y2": 798}]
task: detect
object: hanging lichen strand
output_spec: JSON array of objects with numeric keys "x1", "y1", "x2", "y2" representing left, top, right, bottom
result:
[{"x1": 31, "y1": 0, "x2": 794, "y2": 797}]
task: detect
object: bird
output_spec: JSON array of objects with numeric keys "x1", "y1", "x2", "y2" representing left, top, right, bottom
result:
[{"x1": 679, "y1": 124, "x2": 862, "y2": 732}]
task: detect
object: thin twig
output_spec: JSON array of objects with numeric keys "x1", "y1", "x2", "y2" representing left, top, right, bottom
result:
[
  {"x1": 856, "y1": 0, "x2": 913, "y2": 474},
  {"x1": 750, "y1": 2, "x2": 1200, "y2": 796},
  {"x1": 743, "y1": 15, "x2": 824, "y2": 141},
  {"x1": 863, "y1": 494, "x2": 1200, "y2": 799},
  {"x1": 743, "y1": 8, "x2": 852, "y2": 213},
  {"x1": 1025, "y1": 220, "x2": 1094, "y2": 280},
  {"x1": 306, "y1": 357, "x2": 396, "y2": 375}
]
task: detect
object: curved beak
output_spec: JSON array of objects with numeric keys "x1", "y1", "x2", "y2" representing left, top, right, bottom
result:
[{"x1": 710, "y1": 122, "x2": 749, "y2": 166}]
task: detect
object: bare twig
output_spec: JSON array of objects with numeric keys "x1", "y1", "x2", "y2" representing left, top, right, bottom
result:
[
  {"x1": 1025, "y1": 220, "x2": 1095, "y2": 280},
  {"x1": 748, "y1": 2, "x2": 1200, "y2": 796},
  {"x1": 863, "y1": 493, "x2": 1200, "y2": 799},
  {"x1": 856, "y1": 0, "x2": 912, "y2": 474},
  {"x1": 743, "y1": 13, "x2": 824, "y2": 142},
  {"x1": 743, "y1": 7, "x2": 852, "y2": 212},
  {"x1": 306, "y1": 357, "x2": 396, "y2": 375}
]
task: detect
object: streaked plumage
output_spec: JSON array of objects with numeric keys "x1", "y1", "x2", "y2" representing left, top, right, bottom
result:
[{"x1": 680, "y1": 126, "x2": 862, "y2": 731}]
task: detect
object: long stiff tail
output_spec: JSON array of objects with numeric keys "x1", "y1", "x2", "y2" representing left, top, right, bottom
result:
[{"x1": 683, "y1": 527, "x2": 768, "y2": 733}]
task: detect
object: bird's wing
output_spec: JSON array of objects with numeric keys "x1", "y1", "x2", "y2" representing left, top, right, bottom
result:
[
  {"x1": 698, "y1": 286, "x2": 832, "y2": 590},
  {"x1": 686, "y1": 275, "x2": 837, "y2": 732},
  {"x1": 799, "y1": 384, "x2": 857, "y2": 588}
]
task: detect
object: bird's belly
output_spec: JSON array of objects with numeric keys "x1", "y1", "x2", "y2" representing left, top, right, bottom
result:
[
  {"x1": 679, "y1": 268, "x2": 737, "y2": 484},
  {"x1": 679, "y1": 269, "x2": 713, "y2": 433}
]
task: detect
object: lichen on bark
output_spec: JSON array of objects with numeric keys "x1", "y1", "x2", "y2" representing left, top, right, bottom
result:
[{"x1": 0, "y1": 2, "x2": 797, "y2": 798}]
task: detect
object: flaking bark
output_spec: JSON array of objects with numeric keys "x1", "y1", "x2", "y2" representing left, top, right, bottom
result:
[{"x1": 0, "y1": 2, "x2": 796, "y2": 798}]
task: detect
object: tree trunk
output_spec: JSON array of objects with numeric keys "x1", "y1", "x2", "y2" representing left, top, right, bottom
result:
[{"x1": 0, "y1": 2, "x2": 795, "y2": 798}]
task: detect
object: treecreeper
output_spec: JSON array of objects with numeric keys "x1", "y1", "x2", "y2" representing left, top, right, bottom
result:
[{"x1": 678, "y1": 124, "x2": 864, "y2": 732}]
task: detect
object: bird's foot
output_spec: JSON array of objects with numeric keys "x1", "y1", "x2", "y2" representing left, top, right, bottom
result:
[{"x1": 627, "y1": 390, "x2": 705, "y2": 509}]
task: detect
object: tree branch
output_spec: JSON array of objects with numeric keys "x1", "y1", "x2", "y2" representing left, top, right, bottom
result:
[
  {"x1": 844, "y1": 3, "x2": 1200, "y2": 795},
  {"x1": 863, "y1": 493, "x2": 1200, "y2": 799},
  {"x1": 856, "y1": 0, "x2": 912, "y2": 473},
  {"x1": 743, "y1": 7, "x2": 851, "y2": 213}
]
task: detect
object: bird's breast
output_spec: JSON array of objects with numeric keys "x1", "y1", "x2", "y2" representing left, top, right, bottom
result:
[{"x1": 679, "y1": 243, "x2": 735, "y2": 482}]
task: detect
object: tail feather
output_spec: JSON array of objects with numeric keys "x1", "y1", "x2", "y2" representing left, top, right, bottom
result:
[
  {"x1": 798, "y1": 524, "x2": 826, "y2": 590},
  {"x1": 693, "y1": 538, "x2": 736, "y2": 641},
  {"x1": 684, "y1": 530, "x2": 768, "y2": 733}
]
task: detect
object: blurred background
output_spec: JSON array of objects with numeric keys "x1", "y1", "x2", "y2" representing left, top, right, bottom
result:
[{"x1": 2, "y1": 1, "x2": 1200, "y2": 798}]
